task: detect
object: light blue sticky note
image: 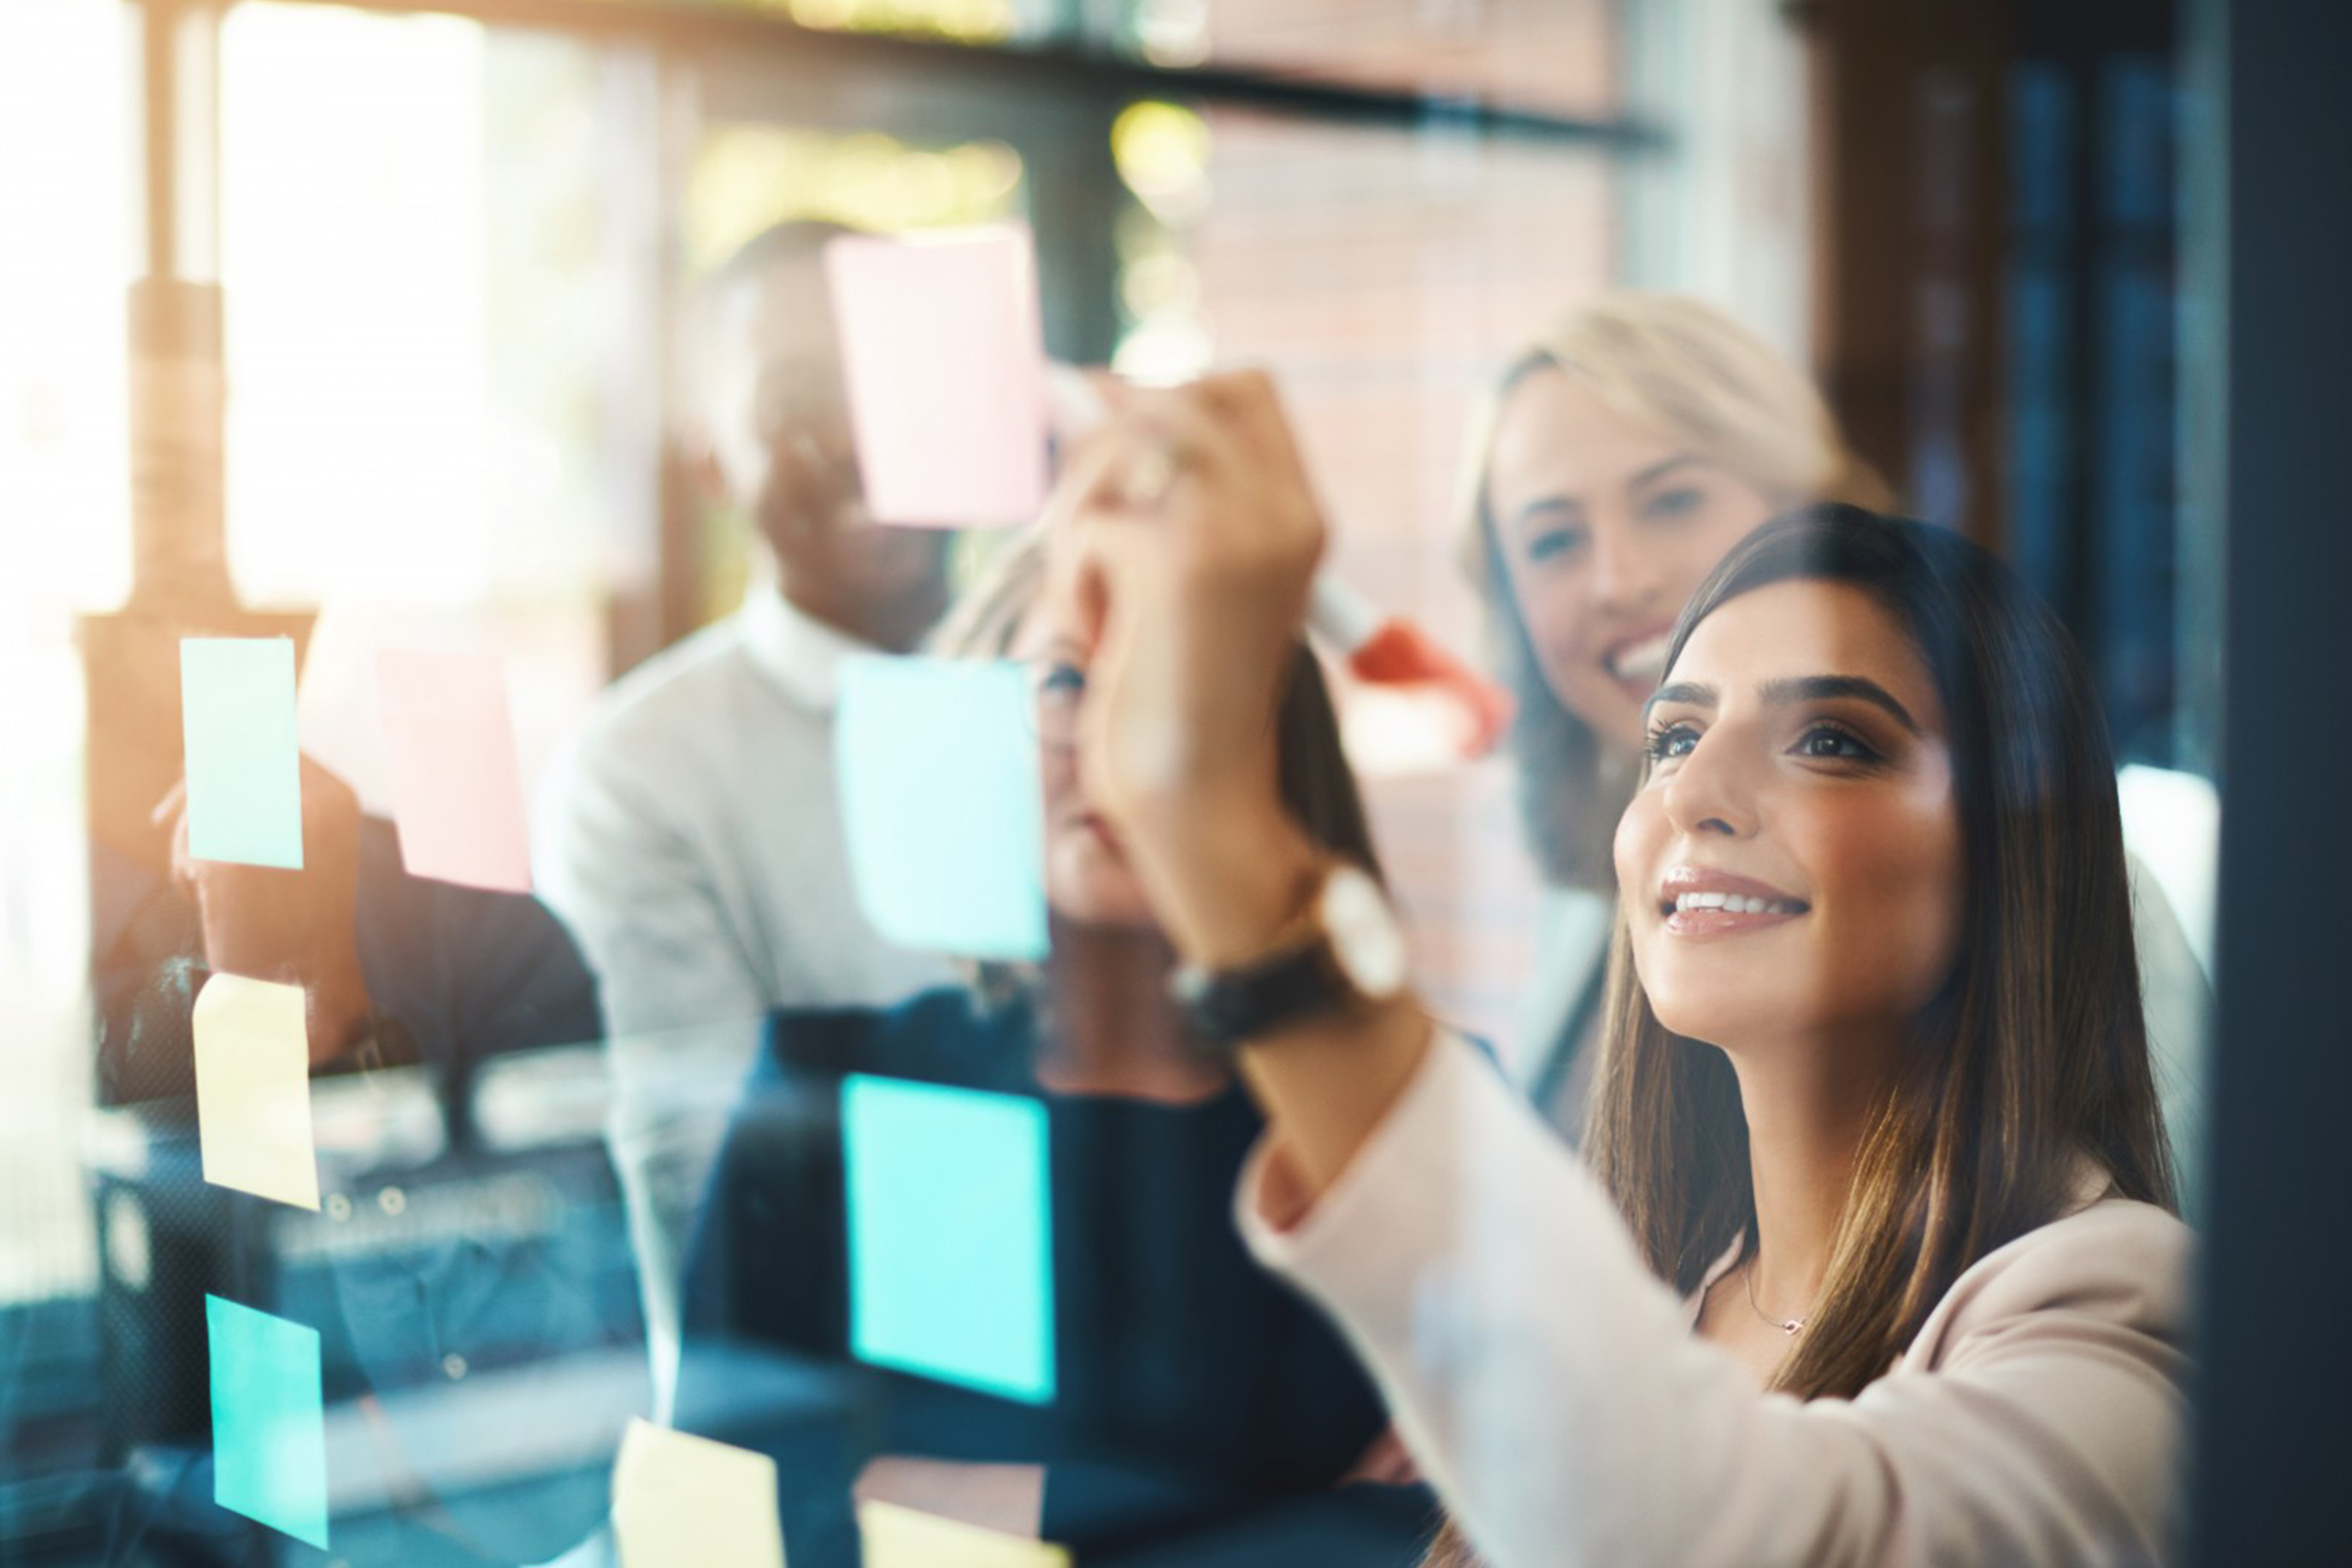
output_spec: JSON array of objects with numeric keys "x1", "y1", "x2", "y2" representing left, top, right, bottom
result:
[
  {"x1": 835, "y1": 655, "x2": 1047, "y2": 961},
  {"x1": 181, "y1": 638, "x2": 304, "y2": 869},
  {"x1": 843, "y1": 1074, "x2": 1054, "y2": 1404},
  {"x1": 206, "y1": 1294, "x2": 330, "y2": 1548}
]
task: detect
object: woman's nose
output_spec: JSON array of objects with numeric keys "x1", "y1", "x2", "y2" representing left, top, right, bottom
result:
[
  {"x1": 1586, "y1": 523, "x2": 1665, "y2": 617},
  {"x1": 1659, "y1": 733, "x2": 1756, "y2": 839}
]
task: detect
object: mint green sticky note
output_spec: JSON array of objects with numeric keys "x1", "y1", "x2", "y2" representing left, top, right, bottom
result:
[
  {"x1": 181, "y1": 638, "x2": 304, "y2": 869},
  {"x1": 835, "y1": 656, "x2": 1047, "y2": 961},
  {"x1": 843, "y1": 1074, "x2": 1054, "y2": 1404},
  {"x1": 206, "y1": 1294, "x2": 330, "y2": 1549}
]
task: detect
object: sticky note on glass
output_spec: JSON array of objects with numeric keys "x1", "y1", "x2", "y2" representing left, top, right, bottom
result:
[
  {"x1": 375, "y1": 649, "x2": 533, "y2": 893},
  {"x1": 206, "y1": 1295, "x2": 329, "y2": 1549},
  {"x1": 181, "y1": 637, "x2": 303, "y2": 869},
  {"x1": 612, "y1": 1419, "x2": 785, "y2": 1568},
  {"x1": 860, "y1": 1500, "x2": 1071, "y2": 1568},
  {"x1": 835, "y1": 655, "x2": 1048, "y2": 962},
  {"x1": 826, "y1": 225, "x2": 1049, "y2": 527},
  {"x1": 844, "y1": 1074, "x2": 1054, "y2": 1404},
  {"x1": 193, "y1": 973, "x2": 320, "y2": 1211}
]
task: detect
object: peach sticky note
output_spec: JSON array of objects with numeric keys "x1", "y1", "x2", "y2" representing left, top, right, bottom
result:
[
  {"x1": 825, "y1": 225, "x2": 1050, "y2": 527},
  {"x1": 859, "y1": 1499, "x2": 1071, "y2": 1568},
  {"x1": 375, "y1": 649, "x2": 533, "y2": 894},
  {"x1": 612, "y1": 1419, "x2": 786, "y2": 1568},
  {"x1": 193, "y1": 973, "x2": 321, "y2": 1211}
]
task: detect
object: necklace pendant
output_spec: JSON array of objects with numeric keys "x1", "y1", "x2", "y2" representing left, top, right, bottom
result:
[{"x1": 1781, "y1": 1317, "x2": 1805, "y2": 1336}]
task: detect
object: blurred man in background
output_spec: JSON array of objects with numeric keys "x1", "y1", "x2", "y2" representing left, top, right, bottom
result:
[{"x1": 533, "y1": 222, "x2": 954, "y2": 1417}]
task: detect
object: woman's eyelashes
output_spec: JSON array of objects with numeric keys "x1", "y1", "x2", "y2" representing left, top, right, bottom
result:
[
  {"x1": 1517, "y1": 481, "x2": 1709, "y2": 566},
  {"x1": 1642, "y1": 714, "x2": 1891, "y2": 770},
  {"x1": 1637, "y1": 483, "x2": 1706, "y2": 522},
  {"x1": 1519, "y1": 512, "x2": 1587, "y2": 565},
  {"x1": 1031, "y1": 659, "x2": 1088, "y2": 726},
  {"x1": 1643, "y1": 718, "x2": 1700, "y2": 763},
  {"x1": 1791, "y1": 720, "x2": 1885, "y2": 766},
  {"x1": 1037, "y1": 660, "x2": 1087, "y2": 698}
]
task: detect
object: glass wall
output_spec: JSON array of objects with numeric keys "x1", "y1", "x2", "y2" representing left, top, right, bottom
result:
[{"x1": 0, "y1": 1, "x2": 2222, "y2": 1564}]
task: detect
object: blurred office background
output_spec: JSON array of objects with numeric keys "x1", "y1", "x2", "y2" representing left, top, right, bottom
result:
[{"x1": 1, "y1": 0, "x2": 2342, "y2": 1562}]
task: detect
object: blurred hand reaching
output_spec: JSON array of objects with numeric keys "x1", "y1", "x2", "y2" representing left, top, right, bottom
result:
[
  {"x1": 1046, "y1": 371, "x2": 1331, "y2": 961},
  {"x1": 154, "y1": 754, "x2": 374, "y2": 1068}
]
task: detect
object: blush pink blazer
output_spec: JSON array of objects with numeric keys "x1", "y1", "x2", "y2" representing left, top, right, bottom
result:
[{"x1": 1239, "y1": 1035, "x2": 2191, "y2": 1568}]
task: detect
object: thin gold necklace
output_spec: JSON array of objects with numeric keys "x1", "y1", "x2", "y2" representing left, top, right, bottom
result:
[{"x1": 1742, "y1": 1257, "x2": 1808, "y2": 1336}]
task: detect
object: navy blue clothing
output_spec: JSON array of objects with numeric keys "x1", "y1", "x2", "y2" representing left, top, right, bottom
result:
[
  {"x1": 83, "y1": 823, "x2": 628, "y2": 1566},
  {"x1": 94, "y1": 820, "x2": 603, "y2": 1109},
  {"x1": 679, "y1": 988, "x2": 1435, "y2": 1567}
]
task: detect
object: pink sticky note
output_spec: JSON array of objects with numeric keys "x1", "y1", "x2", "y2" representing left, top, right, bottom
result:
[
  {"x1": 826, "y1": 225, "x2": 1050, "y2": 528},
  {"x1": 375, "y1": 649, "x2": 532, "y2": 894}
]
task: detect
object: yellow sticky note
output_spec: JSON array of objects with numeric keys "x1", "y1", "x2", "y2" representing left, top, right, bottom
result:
[
  {"x1": 858, "y1": 1501, "x2": 1071, "y2": 1568},
  {"x1": 612, "y1": 1419, "x2": 786, "y2": 1568},
  {"x1": 192, "y1": 974, "x2": 320, "y2": 1211}
]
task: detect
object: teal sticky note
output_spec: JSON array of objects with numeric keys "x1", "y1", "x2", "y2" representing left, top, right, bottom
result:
[
  {"x1": 181, "y1": 638, "x2": 304, "y2": 869},
  {"x1": 206, "y1": 1294, "x2": 330, "y2": 1548},
  {"x1": 843, "y1": 1074, "x2": 1054, "y2": 1404},
  {"x1": 835, "y1": 655, "x2": 1047, "y2": 961}
]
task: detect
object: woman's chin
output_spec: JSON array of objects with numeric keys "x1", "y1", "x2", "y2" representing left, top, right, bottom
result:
[
  {"x1": 1043, "y1": 883, "x2": 1161, "y2": 938},
  {"x1": 1644, "y1": 988, "x2": 1789, "y2": 1050}
]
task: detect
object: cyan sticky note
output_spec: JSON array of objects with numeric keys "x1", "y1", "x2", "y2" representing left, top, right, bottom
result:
[
  {"x1": 835, "y1": 655, "x2": 1049, "y2": 962},
  {"x1": 206, "y1": 1294, "x2": 329, "y2": 1549},
  {"x1": 843, "y1": 1074, "x2": 1054, "y2": 1404},
  {"x1": 181, "y1": 638, "x2": 304, "y2": 869}
]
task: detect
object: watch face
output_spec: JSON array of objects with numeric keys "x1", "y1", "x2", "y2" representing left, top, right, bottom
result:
[{"x1": 1320, "y1": 865, "x2": 1408, "y2": 1000}]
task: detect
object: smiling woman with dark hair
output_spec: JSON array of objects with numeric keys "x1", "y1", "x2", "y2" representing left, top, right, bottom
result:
[
  {"x1": 1589, "y1": 505, "x2": 2176, "y2": 1406},
  {"x1": 1049, "y1": 374, "x2": 2194, "y2": 1568}
]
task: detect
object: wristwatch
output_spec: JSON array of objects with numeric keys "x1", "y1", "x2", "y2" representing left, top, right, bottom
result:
[{"x1": 1170, "y1": 861, "x2": 1410, "y2": 1049}]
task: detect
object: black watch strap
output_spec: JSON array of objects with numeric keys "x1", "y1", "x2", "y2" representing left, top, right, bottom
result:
[{"x1": 1170, "y1": 941, "x2": 1344, "y2": 1050}]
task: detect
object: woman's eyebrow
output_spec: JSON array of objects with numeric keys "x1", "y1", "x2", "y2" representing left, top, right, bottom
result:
[
  {"x1": 1643, "y1": 680, "x2": 1715, "y2": 718},
  {"x1": 1758, "y1": 674, "x2": 1923, "y2": 735},
  {"x1": 1626, "y1": 453, "x2": 1699, "y2": 489},
  {"x1": 1511, "y1": 494, "x2": 1585, "y2": 530},
  {"x1": 1643, "y1": 674, "x2": 1924, "y2": 735}
]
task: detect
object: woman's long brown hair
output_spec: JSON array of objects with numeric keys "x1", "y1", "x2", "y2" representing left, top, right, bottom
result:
[
  {"x1": 1427, "y1": 506, "x2": 2177, "y2": 1564},
  {"x1": 1588, "y1": 504, "x2": 2176, "y2": 1398}
]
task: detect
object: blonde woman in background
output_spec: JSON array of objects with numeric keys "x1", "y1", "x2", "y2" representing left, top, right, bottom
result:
[{"x1": 1463, "y1": 295, "x2": 2206, "y2": 1181}]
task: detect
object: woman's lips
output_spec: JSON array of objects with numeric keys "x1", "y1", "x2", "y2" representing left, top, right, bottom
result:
[
  {"x1": 1657, "y1": 865, "x2": 1809, "y2": 940},
  {"x1": 1601, "y1": 626, "x2": 1676, "y2": 698},
  {"x1": 1662, "y1": 902, "x2": 1806, "y2": 940}
]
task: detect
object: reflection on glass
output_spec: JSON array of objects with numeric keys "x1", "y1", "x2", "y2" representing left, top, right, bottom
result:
[
  {"x1": 687, "y1": 127, "x2": 1025, "y2": 272},
  {"x1": 0, "y1": 0, "x2": 132, "y2": 612},
  {"x1": 0, "y1": 0, "x2": 2224, "y2": 1562}
]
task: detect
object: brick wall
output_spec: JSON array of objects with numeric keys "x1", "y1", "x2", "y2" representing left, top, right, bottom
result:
[{"x1": 1178, "y1": 63, "x2": 1620, "y2": 1058}]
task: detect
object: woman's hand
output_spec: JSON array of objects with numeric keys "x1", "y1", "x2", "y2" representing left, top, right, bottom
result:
[
  {"x1": 1048, "y1": 368, "x2": 1437, "y2": 1202},
  {"x1": 1049, "y1": 371, "x2": 1330, "y2": 962}
]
